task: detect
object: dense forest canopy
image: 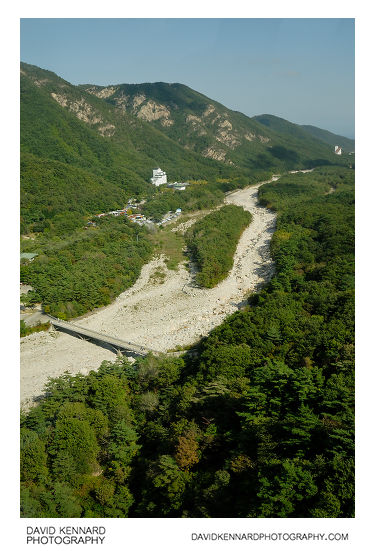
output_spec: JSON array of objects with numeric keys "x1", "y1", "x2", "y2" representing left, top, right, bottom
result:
[
  {"x1": 21, "y1": 166, "x2": 354, "y2": 518},
  {"x1": 20, "y1": 63, "x2": 353, "y2": 327},
  {"x1": 185, "y1": 204, "x2": 252, "y2": 288},
  {"x1": 20, "y1": 62, "x2": 351, "y2": 238},
  {"x1": 20, "y1": 63, "x2": 254, "y2": 236},
  {"x1": 20, "y1": 217, "x2": 152, "y2": 319}
]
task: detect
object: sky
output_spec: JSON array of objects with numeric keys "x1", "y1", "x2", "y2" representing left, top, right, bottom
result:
[{"x1": 20, "y1": 18, "x2": 354, "y2": 138}]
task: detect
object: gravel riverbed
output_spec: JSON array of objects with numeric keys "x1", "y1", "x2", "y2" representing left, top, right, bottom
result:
[{"x1": 20, "y1": 177, "x2": 279, "y2": 409}]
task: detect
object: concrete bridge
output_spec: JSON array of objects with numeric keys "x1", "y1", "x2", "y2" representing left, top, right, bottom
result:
[{"x1": 47, "y1": 316, "x2": 161, "y2": 357}]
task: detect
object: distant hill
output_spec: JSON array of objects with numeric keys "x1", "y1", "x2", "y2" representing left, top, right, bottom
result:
[
  {"x1": 253, "y1": 114, "x2": 354, "y2": 154},
  {"x1": 21, "y1": 62, "x2": 349, "y2": 233},
  {"x1": 82, "y1": 81, "x2": 344, "y2": 171},
  {"x1": 301, "y1": 124, "x2": 355, "y2": 152}
]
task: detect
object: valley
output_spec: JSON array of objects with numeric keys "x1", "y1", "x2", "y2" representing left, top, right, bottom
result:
[
  {"x1": 20, "y1": 175, "x2": 278, "y2": 409},
  {"x1": 19, "y1": 58, "x2": 354, "y2": 520}
]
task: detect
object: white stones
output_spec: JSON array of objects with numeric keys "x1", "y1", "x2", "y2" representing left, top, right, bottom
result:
[{"x1": 21, "y1": 178, "x2": 279, "y2": 407}]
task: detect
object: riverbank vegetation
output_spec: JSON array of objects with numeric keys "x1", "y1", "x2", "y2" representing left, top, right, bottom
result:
[
  {"x1": 20, "y1": 320, "x2": 50, "y2": 338},
  {"x1": 141, "y1": 173, "x2": 272, "y2": 223},
  {"x1": 148, "y1": 228, "x2": 186, "y2": 271},
  {"x1": 141, "y1": 183, "x2": 225, "y2": 222},
  {"x1": 186, "y1": 205, "x2": 252, "y2": 287},
  {"x1": 20, "y1": 217, "x2": 152, "y2": 319},
  {"x1": 21, "y1": 166, "x2": 354, "y2": 518},
  {"x1": 19, "y1": 185, "x2": 250, "y2": 317}
]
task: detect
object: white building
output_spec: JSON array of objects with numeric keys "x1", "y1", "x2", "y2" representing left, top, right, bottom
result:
[
  {"x1": 334, "y1": 146, "x2": 342, "y2": 155},
  {"x1": 168, "y1": 181, "x2": 189, "y2": 191},
  {"x1": 151, "y1": 168, "x2": 167, "y2": 186}
]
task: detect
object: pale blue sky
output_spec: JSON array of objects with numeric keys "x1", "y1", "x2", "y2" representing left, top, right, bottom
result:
[{"x1": 20, "y1": 18, "x2": 355, "y2": 138}]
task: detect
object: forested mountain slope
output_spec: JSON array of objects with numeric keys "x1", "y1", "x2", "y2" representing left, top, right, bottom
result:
[
  {"x1": 82, "y1": 80, "x2": 344, "y2": 171},
  {"x1": 253, "y1": 114, "x2": 354, "y2": 153},
  {"x1": 21, "y1": 62, "x2": 236, "y2": 180},
  {"x1": 21, "y1": 62, "x2": 351, "y2": 235},
  {"x1": 20, "y1": 167, "x2": 354, "y2": 518},
  {"x1": 301, "y1": 124, "x2": 355, "y2": 151},
  {"x1": 21, "y1": 63, "x2": 245, "y2": 234}
]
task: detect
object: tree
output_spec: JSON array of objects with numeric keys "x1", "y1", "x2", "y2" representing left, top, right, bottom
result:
[
  {"x1": 107, "y1": 420, "x2": 140, "y2": 482},
  {"x1": 141, "y1": 455, "x2": 189, "y2": 516},
  {"x1": 51, "y1": 418, "x2": 100, "y2": 483},
  {"x1": 256, "y1": 460, "x2": 318, "y2": 517},
  {"x1": 20, "y1": 428, "x2": 49, "y2": 485},
  {"x1": 175, "y1": 431, "x2": 200, "y2": 471}
]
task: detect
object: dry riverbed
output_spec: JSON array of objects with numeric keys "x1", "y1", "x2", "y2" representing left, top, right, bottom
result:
[{"x1": 20, "y1": 177, "x2": 279, "y2": 409}]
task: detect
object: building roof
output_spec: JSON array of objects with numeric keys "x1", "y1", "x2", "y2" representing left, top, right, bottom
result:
[{"x1": 20, "y1": 253, "x2": 38, "y2": 260}]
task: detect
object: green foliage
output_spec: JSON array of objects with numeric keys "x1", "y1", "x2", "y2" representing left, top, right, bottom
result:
[
  {"x1": 20, "y1": 217, "x2": 152, "y2": 318},
  {"x1": 186, "y1": 205, "x2": 251, "y2": 287},
  {"x1": 51, "y1": 417, "x2": 100, "y2": 481},
  {"x1": 142, "y1": 183, "x2": 225, "y2": 222},
  {"x1": 20, "y1": 428, "x2": 49, "y2": 485},
  {"x1": 20, "y1": 152, "x2": 132, "y2": 235},
  {"x1": 91, "y1": 80, "x2": 343, "y2": 172},
  {"x1": 20, "y1": 320, "x2": 50, "y2": 337},
  {"x1": 20, "y1": 65, "x2": 354, "y2": 518},
  {"x1": 20, "y1": 360, "x2": 139, "y2": 518},
  {"x1": 256, "y1": 459, "x2": 318, "y2": 517},
  {"x1": 107, "y1": 421, "x2": 140, "y2": 468},
  {"x1": 140, "y1": 455, "x2": 190, "y2": 516},
  {"x1": 20, "y1": 483, "x2": 83, "y2": 518}
]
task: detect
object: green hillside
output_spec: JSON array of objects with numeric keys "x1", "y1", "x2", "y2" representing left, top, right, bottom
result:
[
  {"x1": 21, "y1": 63, "x2": 248, "y2": 234},
  {"x1": 21, "y1": 61, "x2": 350, "y2": 233},
  {"x1": 21, "y1": 62, "x2": 352, "y2": 318},
  {"x1": 21, "y1": 62, "x2": 253, "y2": 185},
  {"x1": 301, "y1": 124, "x2": 355, "y2": 152},
  {"x1": 20, "y1": 167, "x2": 354, "y2": 518},
  {"x1": 82, "y1": 81, "x2": 345, "y2": 171},
  {"x1": 253, "y1": 114, "x2": 354, "y2": 157},
  {"x1": 21, "y1": 153, "x2": 131, "y2": 234}
]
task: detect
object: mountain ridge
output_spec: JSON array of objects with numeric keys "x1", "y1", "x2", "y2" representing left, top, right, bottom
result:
[
  {"x1": 20, "y1": 62, "x2": 351, "y2": 234},
  {"x1": 81, "y1": 79, "x2": 344, "y2": 169},
  {"x1": 301, "y1": 124, "x2": 354, "y2": 151},
  {"x1": 253, "y1": 113, "x2": 354, "y2": 151},
  {"x1": 22, "y1": 62, "x2": 350, "y2": 173}
]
